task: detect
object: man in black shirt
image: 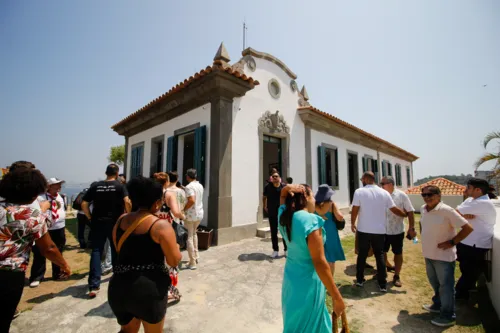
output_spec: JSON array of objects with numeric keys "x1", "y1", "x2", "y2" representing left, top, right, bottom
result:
[
  {"x1": 263, "y1": 171, "x2": 287, "y2": 258},
  {"x1": 82, "y1": 164, "x2": 131, "y2": 298}
]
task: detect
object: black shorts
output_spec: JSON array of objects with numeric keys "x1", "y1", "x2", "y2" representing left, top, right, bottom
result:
[
  {"x1": 108, "y1": 272, "x2": 171, "y2": 325},
  {"x1": 384, "y1": 233, "x2": 405, "y2": 255}
]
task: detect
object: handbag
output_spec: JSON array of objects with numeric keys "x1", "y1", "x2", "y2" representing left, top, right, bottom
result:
[
  {"x1": 172, "y1": 220, "x2": 188, "y2": 249},
  {"x1": 332, "y1": 311, "x2": 350, "y2": 333}
]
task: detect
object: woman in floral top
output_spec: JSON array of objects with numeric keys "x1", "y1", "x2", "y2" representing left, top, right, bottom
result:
[{"x1": 0, "y1": 168, "x2": 70, "y2": 332}]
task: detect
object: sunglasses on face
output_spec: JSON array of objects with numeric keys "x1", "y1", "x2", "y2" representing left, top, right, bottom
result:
[
  {"x1": 421, "y1": 193, "x2": 435, "y2": 198},
  {"x1": 272, "y1": 175, "x2": 279, "y2": 178}
]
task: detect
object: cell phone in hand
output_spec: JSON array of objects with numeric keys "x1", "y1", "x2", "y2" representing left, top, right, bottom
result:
[{"x1": 405, "y1": 233, "x2": 412, "y2": 241}]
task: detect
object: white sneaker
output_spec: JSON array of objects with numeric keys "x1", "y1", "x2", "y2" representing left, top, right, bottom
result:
[
  {"x1": 271, "y1": 251, "x2": 279, "y2": 258},
  {"x1": 29, "y1": 281, "x2": 40, "y2": 288}
]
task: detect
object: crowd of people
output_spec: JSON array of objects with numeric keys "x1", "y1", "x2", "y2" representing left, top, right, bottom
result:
[
  {"x1": 0, "y1": 161, "x2": 205, "y2": 333},
  {"x1": 262, "y1": 170, "x2": 496, "y2": 331},
  {"x1": 0, "y1": 161, "x2": 497, "y2": 332}
]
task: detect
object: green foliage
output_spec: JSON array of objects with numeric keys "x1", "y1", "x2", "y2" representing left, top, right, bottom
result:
[{"x1": 108, "y1": 145, "x2": 125, "y2": 165}]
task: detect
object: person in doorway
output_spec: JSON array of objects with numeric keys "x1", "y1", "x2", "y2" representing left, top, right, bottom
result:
[
  {"x1": 454, "y1": 178, "x2": 496, "y2": 301},
  {"x1": 183, "y1": 168, "x2": 204, "y2": 270},
  {"x1": 108, "y1": 176, "x2": 182, "y2": 333},
  {"x1": 314, "y1": 184, "x2": 345, "y2": 276},
  {"x1": 0, "y1": 168, "x2": 70, "y2": 332},
  {"x1": 350, "y1": 172, "x2": 407, "y2": 292},
  {"x1": 380, "y1": 176, "x2": 416, "y2": 287},
  {"x1": 82, "y1": 164, "x2": 131, "y2": 298},
  {"x1": 419, "y1": 185, "x2": 473, "y2": 327},
  {"x1": 278, "y1": 184, "x2": 345, "y2": 333},
  {"x1": 268, "y1": 168, "x2": 279, "y2": 183},
  {"x1": 30, "y1": 177, "x2": 68, "y2": 287},
  {"x1": 263, "y1": 171, "x2": 287, "y2": 258}
]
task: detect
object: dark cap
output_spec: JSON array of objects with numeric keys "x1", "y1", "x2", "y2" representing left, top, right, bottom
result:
[{"x1": 314, "y1": 184, "x2": 335, "y2": 203}]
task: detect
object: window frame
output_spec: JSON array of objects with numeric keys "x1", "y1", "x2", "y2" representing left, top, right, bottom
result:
[{"x1": 318, "y1": 143, "x2": 339, "y2": 189}]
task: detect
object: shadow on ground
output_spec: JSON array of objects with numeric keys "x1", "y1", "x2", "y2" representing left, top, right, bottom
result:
[
  {"x1": 238, "y1": 253, "x2": 274, "y2": 262},
  {"x1": 27, "y1": 276, "x2": 111, "y2": 303},
  {"x1": 85, "y1": 301, "x2": 115, "y2": 318}
]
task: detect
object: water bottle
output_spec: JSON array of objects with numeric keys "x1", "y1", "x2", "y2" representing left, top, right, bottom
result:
[{"x1": 412, "y1": 237, "x2": 419, "y2": 244}]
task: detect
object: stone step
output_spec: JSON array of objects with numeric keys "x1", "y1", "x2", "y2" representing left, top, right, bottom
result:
[{"x1": 256, "y1": 227, "x2": 283, "y2": 239}]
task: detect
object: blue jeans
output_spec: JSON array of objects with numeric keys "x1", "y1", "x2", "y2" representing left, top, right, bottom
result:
[
  {"x1": 425, "y1": 258, "x2": 456, "y2": 320},
  {"x1": 88, "y1": 219, "x2": 116, "y2": 290}
]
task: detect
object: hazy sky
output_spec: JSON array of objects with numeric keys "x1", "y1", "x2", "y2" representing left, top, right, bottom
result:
[{"x1": 1, "y1": 0, "x2": 499, "y2": 183}]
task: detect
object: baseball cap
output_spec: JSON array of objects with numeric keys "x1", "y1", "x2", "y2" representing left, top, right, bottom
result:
[{"x1": 47, "y1": 178, "x2": 65, "y2": 186}]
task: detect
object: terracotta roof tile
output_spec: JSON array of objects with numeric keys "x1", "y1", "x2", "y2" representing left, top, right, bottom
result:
[
  {"x1": 406, "y1": 178, "x2": 466, "y2": 196},
  {"x1": 298, "y1": 106, "x2": 418, "y2": 160},
  {"x1": 111, "y1": 64, "x2": 259, "y2": 130}
]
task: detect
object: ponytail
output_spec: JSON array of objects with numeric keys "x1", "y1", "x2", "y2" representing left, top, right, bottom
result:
[{"x1": 279, "y1": 184, "x2": 311, "y2": 242}]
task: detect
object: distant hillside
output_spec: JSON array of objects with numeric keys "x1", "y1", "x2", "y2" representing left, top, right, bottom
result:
[{"x1": 414, "y1": 174, "x2": 473, "y2": 186}]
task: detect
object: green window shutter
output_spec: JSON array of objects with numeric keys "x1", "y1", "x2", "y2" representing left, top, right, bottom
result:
[
  {"x1": 407, "y1": 167, "x2": 411, "y2": 186},
  {"x1": 137, "y1": 145, "x2": 143, "y2": 176},
  {"x1": 373, "y1": 159, "x2": 379, "y2": 182},
  {"x1": 382, "y1": 162, "x2": 387, "y2": 177},
  {"x1": 334, "y1": 149, "x2": 339, "y2": 187},
  {"x1": 166, "y1": 136, "x2": 178, "y2": 172},
  {"x1": 388, "y1": 163, "x2": 392, "y2": 176},
  {"x1": 194, "y1": 126, "x2": 207, "y2": 186},
  {"x1": 130, "y1": 147, "x2": 137, "y2": 178},
  {"x1": 318, "y1": 146, "x2": 326, "y2": 185},
  {"x1": 362, "y1": 157, "x2": 367, "y2": 172}
]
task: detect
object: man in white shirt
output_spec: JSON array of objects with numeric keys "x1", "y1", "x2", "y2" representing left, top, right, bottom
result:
[
  {"x1": 380, "y1": 176, "x2": 416, "y2": 288},
  {"x1": 184, "y1": 168, "x2": 204, "y2": 270},
  {"x1": 29, "y1": 177, "x2": 67, "y2": 287},
  {"x1": 455, "y1": 178, "x2": 497, "y2": 301},
  {"x1": 419, "y1": 185, "x2": 473, "y2": 327},
  {"x1": 351, "y1": 172, "x2": 407, "y2": 292}
]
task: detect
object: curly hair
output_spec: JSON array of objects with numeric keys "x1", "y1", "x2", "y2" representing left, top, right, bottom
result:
[
  {"x1": 9, "y1": 160, "x2": 36, "y2": 172},
  {"x1": 0, "y1": 169, "x2": 47, "y2": 204},
  {"x1": 127, "y1": 176, "x2": 163, "y2": 211},
  {"x1": 153, "y1": 172, "x2": 169, "y2": 186}
]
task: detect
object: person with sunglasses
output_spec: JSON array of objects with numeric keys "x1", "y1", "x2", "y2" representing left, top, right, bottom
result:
[
  {"x1": 419, "y1": 185, "x2": 473, "y2": 327},
  {"x1": 263, "y1": 171, "x2": 287, "y2": 258},
  {"x1": 380, "y1": 176, "x2": 416, "y2": 288}
]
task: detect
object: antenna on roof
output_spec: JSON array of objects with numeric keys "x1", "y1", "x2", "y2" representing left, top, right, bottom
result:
[{"x1": 243, "y1": 19, "x2": 248, "y2": 51}]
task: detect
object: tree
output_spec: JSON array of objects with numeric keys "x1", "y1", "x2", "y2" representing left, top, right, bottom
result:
[
  {"x1": 108, "y1": 145, "x2": 125, "y2": 165},
  {"x1": 474, "y1": 131, "x2": 500, "y2": 180}
]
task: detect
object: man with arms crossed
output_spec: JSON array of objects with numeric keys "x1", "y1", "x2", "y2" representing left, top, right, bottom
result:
[
  {"x1": 455, "y1": 178, "x2": 496, "y2": 301},
  {"x1": 380, "y1": 176, "x2": 416, "y2": 287},
  {"x1": 351, "y1": 172, "x2": 407, "y2": 292}
]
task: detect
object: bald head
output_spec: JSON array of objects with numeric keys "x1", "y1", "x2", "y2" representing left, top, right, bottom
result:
[{"x1": 362, "y1": 171, "x2": 375, "y2": 184}]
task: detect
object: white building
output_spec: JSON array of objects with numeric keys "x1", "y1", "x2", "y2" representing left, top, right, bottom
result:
[{"x1": 112, "y1": 43, "x2": 418, "y2": 245}]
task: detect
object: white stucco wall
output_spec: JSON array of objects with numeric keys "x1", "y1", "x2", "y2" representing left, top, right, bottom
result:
[
  {"x1": 378, "y1": 152, "x2": 414, "y2": 188},
  {"x1": 127, "y1": 103, "x2": 211, "y2": 225},
  {"x1": 310, "y1": 129, "x2": 377, "y2": 208},
  {"x1": 231, "y1": 57, "x2": 306, "y2": 227}
]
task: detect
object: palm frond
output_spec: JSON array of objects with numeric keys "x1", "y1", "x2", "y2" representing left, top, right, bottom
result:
[
  {"x1": 474, "y1": 153, "x2": 500, "y2": 170},
  {"x1": 483, "y1": 131, "x2": 500, "y2": 149}
]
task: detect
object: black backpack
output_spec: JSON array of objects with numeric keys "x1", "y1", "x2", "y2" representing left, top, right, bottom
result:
[{"x1": 72, "y1": 189, "x2": 87, "y2": 211}]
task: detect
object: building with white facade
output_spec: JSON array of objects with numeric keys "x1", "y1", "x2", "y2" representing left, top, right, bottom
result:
[{"x1": 112, "y1": 43, "x2": 418, "y2": 245}]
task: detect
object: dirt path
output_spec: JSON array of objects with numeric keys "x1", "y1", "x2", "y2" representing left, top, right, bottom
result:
[{"x1": 18, "y1": 217, "x2": 91, "y2": 311}]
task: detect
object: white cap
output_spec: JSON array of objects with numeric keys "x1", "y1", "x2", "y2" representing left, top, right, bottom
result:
[{"x1": 47, "y1": 178, "x2": 65, "y2": 186}]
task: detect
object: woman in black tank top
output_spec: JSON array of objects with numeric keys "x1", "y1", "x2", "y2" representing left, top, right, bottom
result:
[{"x1": 108, "y1": 176, "x2": 181, "y2": 333}]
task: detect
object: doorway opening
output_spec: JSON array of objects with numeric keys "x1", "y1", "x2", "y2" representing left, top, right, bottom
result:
[
  {"x1": 181, "y1": 132, "x2": 195, "y2": 185},
  {"x1": 150, "y1": 137, "x2": 164, "y2": 177},
  {"x1": 262, "y1": 135, "x2": 282, "y2": 219},
  {"x1": 347, "y1": 152, "x2": 359, "y2": 204}
]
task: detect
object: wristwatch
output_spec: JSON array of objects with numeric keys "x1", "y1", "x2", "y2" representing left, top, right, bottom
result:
[{"x1": 449, "y1": 239, "x2": 455, "y2": 246}]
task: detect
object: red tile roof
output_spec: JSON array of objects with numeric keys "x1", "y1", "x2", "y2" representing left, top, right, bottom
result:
[
  {"x1": 111, "y1": 63, "x2": 259, "y2": 130},
  {"x1": 406, "y1": 177, "x2": 466, "y2": 196},
  {"x1": 298, "y1": 106, "x2": 418, "y2": 160}
]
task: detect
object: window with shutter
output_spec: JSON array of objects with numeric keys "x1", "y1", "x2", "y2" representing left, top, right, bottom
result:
[
  {"x1": 362, "y1": 157, "x2": 367, "y2": 172},
  {"x1": 194, "y1": 126, "x2": 207, "y2": 185},
  {"x1": 318, "y1": 146, "x2": 326, "y2": 185},
  {"x1": 382, "y1": 161, "x2": 387, "y2": 177},
  {"x1": 318, "y1": 145, "x2": 339, "y2": 187},
  {"x1": 406, "y1": 167, "x2": 411, "y2": 187},
  {"x1": 166, "y1": 136, "x2": 178, "y2": 172},
  {"x1": 388, "y1": 163, "x2": 393, "y2": 176},
  {"x1": 130, "y1": 144, "x2": 144, "y2": 178}
]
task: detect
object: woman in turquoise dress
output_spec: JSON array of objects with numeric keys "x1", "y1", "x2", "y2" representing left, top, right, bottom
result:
[
  {"x1": 314, "y1": 184, "x2": 346, "y2": 276},
  {"x1": 278, "y1": 184, "x2": 345, "y2": 333}
]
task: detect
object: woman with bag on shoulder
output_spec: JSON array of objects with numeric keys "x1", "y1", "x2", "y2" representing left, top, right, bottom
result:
[
  {"x1": 314, "y1": 184, "x2": 346, "y2": 277},
  {"x1": 278, "y1": 184, "x2": 345, "y2": 333},
  {"x1": 153, "y1": 172, "x2": 185, "y2": 302},
  {"x1": 108, "y1": 176, "x2": 181, "y2": 333}
]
